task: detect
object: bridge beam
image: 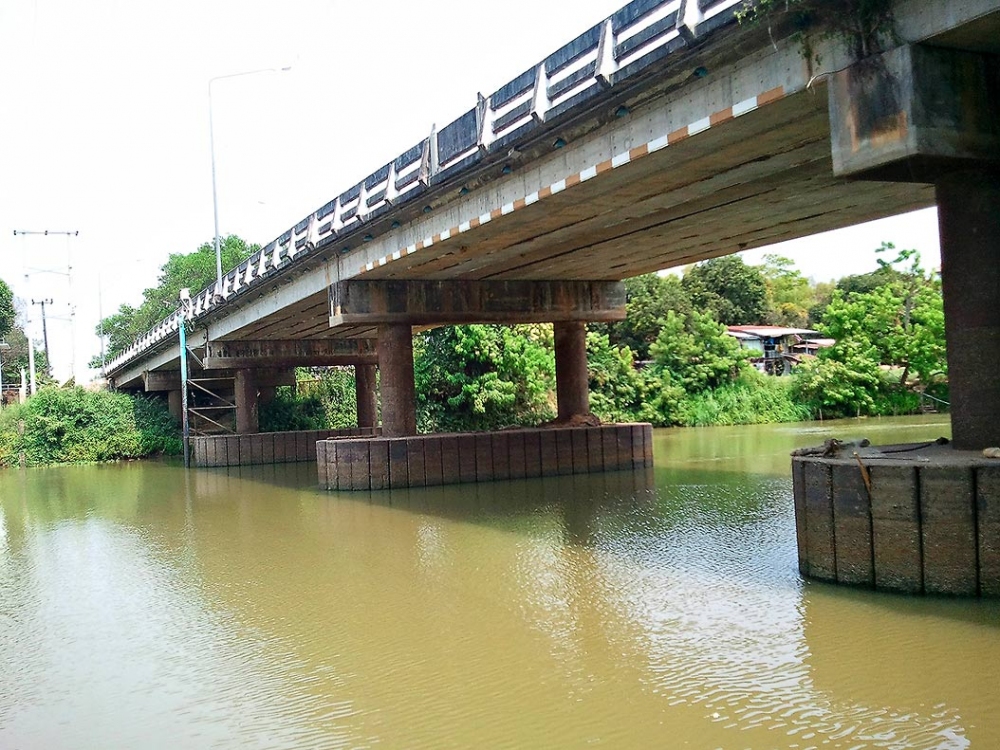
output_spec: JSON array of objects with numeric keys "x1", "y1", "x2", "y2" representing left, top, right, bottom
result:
[
  {"x1": 330, "y1": 280, "x2": 625, "y2": 327},
  {"x1": 142, "y1": 368, "x2": 296, "y2": 392},
  {"x1": 829, "y1": 44, "x2": 1000, "y2": 449},
  {"x1": 204, "y1": 339, "x2": 377, "y2": 369}
]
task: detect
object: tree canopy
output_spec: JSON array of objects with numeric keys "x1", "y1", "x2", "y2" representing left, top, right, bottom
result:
[
  {"x1": 0, "y1": 278, "x2": 14, "y2": 340},
  {"x1": 681, "y1": 256, "x2": 768, "y2": 325},
  {"x1": 414, "y1": 324, "x2": 555, "y2": 432},
  {"x1": 94, "y1": 235, "x2": 257, "y2": 365},
  {"x1": 596, "y1": 273, "x2": 691, "y2": 360}
]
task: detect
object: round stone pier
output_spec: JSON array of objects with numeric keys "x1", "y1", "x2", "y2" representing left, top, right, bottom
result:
[{"x1": 792, "y1": 443, "x2": 1000, "y2": 597}]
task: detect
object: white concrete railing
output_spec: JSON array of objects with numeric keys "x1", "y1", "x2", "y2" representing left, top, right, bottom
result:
[{"x1": 106, "y1": 0, "x2": 745, "y2": 375}]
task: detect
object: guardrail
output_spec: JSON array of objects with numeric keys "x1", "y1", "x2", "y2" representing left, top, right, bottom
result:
[{"x1": 106, "y1": 0, "x2": 746, "y2": 376}]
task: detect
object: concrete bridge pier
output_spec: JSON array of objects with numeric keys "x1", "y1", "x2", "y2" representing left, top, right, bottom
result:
[
  {"x1": 937, "y1": 170, "x2": 1000, "y2": 450},
  {"x1": 795, "y1": 43, "x2": 1000, "y2": 597},
  {"x1": 355, "y1": 363, "x2": 378, "y2": 431},
  {"x1": 235, "y1": 369, "x2": 260, "y2": 434},
  {"x1": 377, "y1": 324, "x2": 417, "y2": 438},
  {"x1": 554, "y1": 321, "x2": 591, "y2": 422},
  {"x1": 318, "y1": 278, "x2": 650, "y2": 490}
]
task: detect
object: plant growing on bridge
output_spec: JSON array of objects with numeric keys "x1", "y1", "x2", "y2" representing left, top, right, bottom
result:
[{"x1": 737, "y1": 0, "x2": 896, "y2": 60}]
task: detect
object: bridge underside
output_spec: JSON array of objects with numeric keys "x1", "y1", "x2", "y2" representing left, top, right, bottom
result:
[{"x1": 223, "y1": 87, "x2": 932, "y2": 342}]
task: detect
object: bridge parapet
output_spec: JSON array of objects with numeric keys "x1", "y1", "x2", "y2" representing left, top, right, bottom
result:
[{"x1": 106, "y1": 0, "x2": 746, "y2": 377}]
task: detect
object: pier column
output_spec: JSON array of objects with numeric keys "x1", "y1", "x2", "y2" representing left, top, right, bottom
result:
[
  {"x1": 355, "y1": 363, "x2": 378, "y2": 430},
  {"x1": 235, "y1": 368, "x2": 259, "y2": 434},
  {"x1": 378, "y1": 324, "x2": 416, "y2": 437},
  {"x1": 554, "y1": 321, "x2": 590, "y2": 421},
  {"x1": 937, "y1": 170, "x2": 1000, "y2": 449},
  {"x1": 167, "y1": 389, "x2": 182, "y2": 423},
  {"x1": 258, "y1": 386, "x2": 277, "y2": 407}
]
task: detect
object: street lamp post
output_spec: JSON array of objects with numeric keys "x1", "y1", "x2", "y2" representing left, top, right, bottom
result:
[{"x1": 209, "y1": 66, "x2": 291, "y2": 302}]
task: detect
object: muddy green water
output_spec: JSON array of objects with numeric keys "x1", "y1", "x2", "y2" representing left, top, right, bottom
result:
[{"x1": 1, "y1": 415, "x2": 997, "y2": 749}]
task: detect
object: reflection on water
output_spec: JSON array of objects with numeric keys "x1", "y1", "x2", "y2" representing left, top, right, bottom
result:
[{"x1": 1, "y1": 415, "x2": 997, "y2": 749}]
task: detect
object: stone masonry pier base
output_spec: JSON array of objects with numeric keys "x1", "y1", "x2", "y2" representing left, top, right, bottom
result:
[
  {"x1": 192, "y1": 428, "x2": 379, "y2": 468},
  {"x1": 319, "y1": 423, "x2": 653, "y2": 491},
  {"x1": 793, "y1": 444, "x2": 1000, "y2": 597}
]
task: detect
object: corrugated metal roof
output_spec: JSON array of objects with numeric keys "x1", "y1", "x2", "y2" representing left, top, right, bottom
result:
[{"x1": 726, "y1": 326, "x2": 819, "y2": 338}]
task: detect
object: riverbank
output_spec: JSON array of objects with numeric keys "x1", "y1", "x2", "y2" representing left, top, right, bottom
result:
[{"x1": 0, "y1": 387, "x2": 181, "y2": 467}]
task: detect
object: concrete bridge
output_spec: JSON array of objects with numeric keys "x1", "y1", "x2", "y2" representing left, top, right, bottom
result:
[{"x1": 108, "y1": 0, "x2": 998, "y2": 495}]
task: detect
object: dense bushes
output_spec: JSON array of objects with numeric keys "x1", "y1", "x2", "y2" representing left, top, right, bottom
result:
[
  {"x1": 0, "y1": 387, "x2": 181, "y2": 466},
  {"x1": 681, "y1": 373, "x2": 812, "y2": 426},
  {"x1": 259, "y1": 369, "x2": 360, "y2": 432},
  {"x1": 415, "y1": 325, "x2": 555, "y2": 433}
]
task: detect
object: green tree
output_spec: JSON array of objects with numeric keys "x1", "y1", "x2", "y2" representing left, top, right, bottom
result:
[
  {"x1": 93, "y1": 235, "x2": 258, "y2": 365},
  {"x1": 822, "y1": 245, "x2": 945, "y2": 386},
  {"x1": 792, "y1": 339, "x2": 884, "y2": 418},
  {"x1": 649, "y1": 309, "x2": 748, "y2": 394},
  {"x1": 682, "y1": 256, "x2": 768, "y2": 325},
  {"x1": 0, "y1": 278, "x2": 14, "y2": 340},
  {"x1": 414, "y1": 324, "x2": 555, "y2": 432},
  {"x1": 586, "y1": 332, "x2": 660, "y2": 424},
  {"x1": 1, "y1": 322, "x2": 49, "y2": 384},
  {"x1": 756, "y1": 254, "x2": 816, "y2": 327},
  {"x1": 593, "y1": 273, "x2": 691, "y2": 360},
  {"x1": 793, "y1": 244, "x2": 945, "y2": 418}
]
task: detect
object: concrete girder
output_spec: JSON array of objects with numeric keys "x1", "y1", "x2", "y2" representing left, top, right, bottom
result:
[
  {"x1": 203, "y1": 339, "x2": 377, "y2": 369},
  {"x1": 142, "y1": 367, "x2": 296, "y2": 392},
  {"x1": 329, "y1": 280, "x2": 625, "y2": 327},
  {"x1": 830, "y1": 44, "x2": 1000, "y2": 181}
]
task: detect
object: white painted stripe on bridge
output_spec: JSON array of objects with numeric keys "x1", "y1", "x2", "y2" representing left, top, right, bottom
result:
[{"x1": 356, "y1": 85, "x2": 789, "y2": 278}]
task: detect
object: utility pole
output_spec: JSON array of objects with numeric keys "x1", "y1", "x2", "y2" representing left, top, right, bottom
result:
[
  {"x1": 31, "y1": 298, "x2": 53, "y2": 370},
  {"x1": 15, "y1": 230, "x2": 78, "y2": 381}
]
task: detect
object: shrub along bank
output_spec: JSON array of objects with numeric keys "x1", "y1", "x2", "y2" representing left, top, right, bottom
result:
[{"x1": 0, "y1": 387, "x2": 181, "y2": 467}]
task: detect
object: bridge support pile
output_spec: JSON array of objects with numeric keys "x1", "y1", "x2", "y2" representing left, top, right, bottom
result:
[
  {"x1": 319, "y1": 424, "x2": 653, "y2": 491},
  {"x1": 796, "y1": 43, "x2": 1000, "y2": 596},
  {"x1": 316, "y1": 278, "x2": 655, "y2": 488}
]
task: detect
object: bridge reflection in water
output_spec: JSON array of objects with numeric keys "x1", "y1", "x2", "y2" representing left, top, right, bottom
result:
[{"x1": 2, "y1": 417, "x2": 996, "y2": 748}]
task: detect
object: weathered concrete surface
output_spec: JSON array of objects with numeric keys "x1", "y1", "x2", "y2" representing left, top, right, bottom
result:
[
  {"x1": 793, "y1": 444, "x2": 1000, "y2": 597},
  {"x1": 938, "y1": 170, "x2": 1000, "y2": 450},
  {"x1": 554, "y1": 321, "x2": 590, "y2": 421},
  {"x1": 234, "y1": 369, "x2": 259, "y2": 435},
  {"x1": 330, "y1": 280, "x2": 625, "y2": 326},
  {"x1": 167, "y1": 390, "x2": 182, "y2": 423},
  {"x1": 319, "y1": 423, "x2": 653, "y2": 491},
  {"x1": 191, "y1": 427, "x2": 379, "y2": 467},
  {"x1": 378, "y1": 323, "x2": 416, "y2": 437},
  {"x1": 204, "y1": 339, "x2": 377, "y2": 369},
  {"x1": 355, "y1": 363, "x2": 378, "y2": 431},
  {"x1": 830, "y1": 45, "x2": 1000, "y2": 181}
]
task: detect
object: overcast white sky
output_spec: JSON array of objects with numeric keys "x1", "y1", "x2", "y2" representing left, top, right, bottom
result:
[{"x1": 0, "y1": 0, "x2": 940, "y2": 382}]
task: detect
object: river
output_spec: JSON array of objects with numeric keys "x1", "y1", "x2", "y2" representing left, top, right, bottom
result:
[{"x1": 1, "y1": 415, "x2": 997, "y2": 749}]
